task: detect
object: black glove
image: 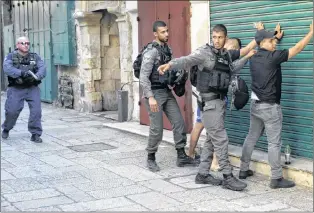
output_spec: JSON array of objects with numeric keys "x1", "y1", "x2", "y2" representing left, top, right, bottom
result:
[
  {"x1": 20, "y1": 70, "x2": 29, "y2": 78},
  {"x1": 23, "y1": 73, "x2": 36, "y2": 83}
]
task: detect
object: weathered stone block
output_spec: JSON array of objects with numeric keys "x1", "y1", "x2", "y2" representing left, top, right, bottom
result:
[
  {"x1": 88, "y1": 27, "x2": 101, "y2": 35},
  {"x1": 109, "y1": 23, "x2": 119, "y2": 36},
  {"x1": 104, "y1": 56, "x2": 120, "y2": 70},
  {"x1": 101, "y1": 68, "x2": 112, "y2": 80},
  {"x1": 92, "y1": 69, "x2": 102, "y2": 80},
  {"x1": 102, "y1": 34, "x2": 110, "y2": 47},
  {"x1": 87, "y1": 92, "x2": 102, "y2": 102},
  {"x1": 112, "y1": 68, "x2": 121, "y2": 80},
  {"x1": 100, "y1": 80, "x2": 116, "y2": 91},
  {"x1": 85, "y1": 81, "x2": 95, "y2": 92},
  {"x1": 102, "y1": 91, "x2": 118, "y2": 111},
  {"x1": 81, "y1": 58, "x2": 100, "y2": 69},
  {"x1": 115, "y1": 80, "x2": 121, "y2": 90},
  {"x1": 110, "y1": 35, "x2": 120, "y2": 47},
  {"x1": 81, "y1": 70, "x2": 93, "y2": 81}
]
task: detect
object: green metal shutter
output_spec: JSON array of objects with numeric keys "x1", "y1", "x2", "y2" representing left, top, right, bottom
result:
[
  {"x1": 210, "y1": 0, "x2": 313, "y2": 159},
  {"x1": 51, "y1": 1, "x2": 76, "y2": 66}
]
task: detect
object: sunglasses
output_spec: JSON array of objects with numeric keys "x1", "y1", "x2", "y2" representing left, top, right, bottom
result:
[{"x1": 19, "y1": 42, "x2": 30, "y2": 46}]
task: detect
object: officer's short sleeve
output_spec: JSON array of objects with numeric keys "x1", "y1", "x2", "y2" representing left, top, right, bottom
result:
[
  {"x1": 272, "y1": 49, "x2": 289, "y2": 64},
  {"x1": 228, "y1": 50, "x2": 240, "y2": 61}
]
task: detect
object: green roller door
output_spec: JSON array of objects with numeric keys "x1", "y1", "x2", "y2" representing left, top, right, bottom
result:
[{"x1": 210, "y1": 0, "x2": 313, "y2": 158}]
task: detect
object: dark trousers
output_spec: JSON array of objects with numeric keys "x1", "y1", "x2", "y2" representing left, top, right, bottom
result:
[
  {"x1": 144, "y1": 89, "x2": 187, "y2": 153},
  {"x1": 2, "y1": 86, "x2": 42, "y2": 136}
]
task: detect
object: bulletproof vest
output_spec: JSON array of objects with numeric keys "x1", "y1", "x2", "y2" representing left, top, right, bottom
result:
[
  {"x1": 149, "y1": 43, "x2": 172, "y2": 90},
  {"x1": 8, "y1": 52, "x2": 40, "y2": 87},
  {"x1": 196, "y1": 46, "x2": 232, "y2": 95}
]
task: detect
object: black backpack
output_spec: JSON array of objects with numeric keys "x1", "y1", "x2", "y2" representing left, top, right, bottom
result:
[
  {"x1": 133, "y1": 43, "x2": 152, "y2": 79},
  {"x1": 232, "y1": 76, "x2": 249, "y2": 110},
  {"x1": 133, "y1": 42, "x2": 172, "y2": 79}
]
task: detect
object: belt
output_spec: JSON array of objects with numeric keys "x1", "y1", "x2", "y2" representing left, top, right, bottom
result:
[
  {"x1": 202, "y1": 94, "x2": 225, "y2": 102},
  {"x1": 151, "y1": 85, "x2": 168, "y2": 90},
  {"x1": 255, "y1": 100, "x2": 279, "y2": 104}
]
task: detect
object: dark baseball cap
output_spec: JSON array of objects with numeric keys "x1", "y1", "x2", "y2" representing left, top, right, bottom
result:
[{"x1": 255, "y1": 29, "x2": 276, "y2": 45}]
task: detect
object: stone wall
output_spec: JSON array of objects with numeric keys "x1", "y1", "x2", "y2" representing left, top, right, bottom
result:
[
  {"x1": 57, "y1": 1, "x2": 139, "y2": 119},
  {"x1": 99, "y1": 12, "x2": 121, "y2": 111}
]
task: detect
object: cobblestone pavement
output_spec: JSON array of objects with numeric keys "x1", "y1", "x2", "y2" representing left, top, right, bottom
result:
[{"x1": 1, "y1": 95, "x2": 313, "y2": 211}]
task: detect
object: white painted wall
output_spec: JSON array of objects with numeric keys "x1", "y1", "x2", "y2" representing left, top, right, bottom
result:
[
  {"x1": 189, "y1": 0, "x2": 210, "y2": 133},
  {"x1": 125, "y1": 1, "x2": 140, "y2": 121}
]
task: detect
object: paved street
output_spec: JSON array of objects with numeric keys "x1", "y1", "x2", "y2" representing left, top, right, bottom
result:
[{"x1": 0, "y1": 93, "x2": 313, "y2": 212}]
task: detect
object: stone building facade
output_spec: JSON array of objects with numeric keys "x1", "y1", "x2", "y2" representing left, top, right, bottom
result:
[
  {"x1": 57, "y1": 0, "x2": 210, "y2": 123},
  {"x1": 57, "y1": 1, "x2": 139, "y2": 121}
]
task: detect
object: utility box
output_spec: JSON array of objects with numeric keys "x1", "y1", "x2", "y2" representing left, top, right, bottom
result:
[{"x1": 117, "y1": 90, "x2": 128, "y2": 122}]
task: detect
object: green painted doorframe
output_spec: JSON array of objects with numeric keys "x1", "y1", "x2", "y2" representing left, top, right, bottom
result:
[{"x1": 12, "y1": 0, "x2": 57, "y2": 103}]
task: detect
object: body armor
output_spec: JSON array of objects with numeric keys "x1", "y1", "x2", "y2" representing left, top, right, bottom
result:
[
  {"x1": 196, "y1": 46, "x2": 232, "y2": 96},
  {"x1": 8, "y1": 53, "x2": 40, "y2": 87},
  {"x1": 149, "y1": 43, "x2": 172, "y2": 90}
]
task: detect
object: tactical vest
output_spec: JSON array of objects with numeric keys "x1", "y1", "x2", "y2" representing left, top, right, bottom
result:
[
  {"x1": 8, "y1": 52, "x2": 40, "y2": 87},
  {"x1": 149, "y1": 43, "x2": 172, "y2": 90},
  {"x1": 196, "y1": 46, "x2": 232, "y2": 95}
]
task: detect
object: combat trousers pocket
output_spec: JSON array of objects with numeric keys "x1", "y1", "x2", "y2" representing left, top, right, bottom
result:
[{"x1": 203, "y1": 101, "x2": 216, "y2": 112}]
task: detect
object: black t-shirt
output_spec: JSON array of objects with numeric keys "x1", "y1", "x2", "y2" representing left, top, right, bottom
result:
[{"x1": 250, "y1": 48, "x2": 289, "y2": 103}]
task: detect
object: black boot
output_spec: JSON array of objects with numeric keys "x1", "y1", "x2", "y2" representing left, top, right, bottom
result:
[
  {"x1": 270, "y1": 178, "x2": 295, "y2": 189},
  {"x1": 1, "y1": 130, "x2": 9, "y2": 139},
  {"x1": 222, "y1": 173, "x2": 247, "y2": 191},
  {"x1": 176, "y1": 148, "x2": 198, "y2": 167},
  {"x1": 239, "y1": 169, "x2": 254, "y2": 179},
  {"x1": 31, "y1": 134, "x2": 42, "y2": 143},
  {"x1": 147, "y1": 153, "x2": 160, "y2": 172},
  {"x1": 195, "y1": 173, "x2": 222, "y2": 185}
]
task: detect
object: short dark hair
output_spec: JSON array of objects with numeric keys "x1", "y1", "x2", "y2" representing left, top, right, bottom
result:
[
  {"x1": 230, "y1": 37, "x2": 242, "y2": 49},
  {"x1": 213, "y1": 24, "x2": 227, "y2": 36},
  {"x1": 153, "y1": 21, "x2": 167, "y2": 32}
]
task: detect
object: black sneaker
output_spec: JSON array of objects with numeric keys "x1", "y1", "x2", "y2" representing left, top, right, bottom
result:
[
  {"x1": 270, "y1": 178, "x2": 295, "y2": 189},
  {"x1": 195, "y1": 173, "x2": 222, "y2": 185},
  {"x1": 222, "y1": 173, "x2": 247, "y2": 191},
  {"x1": 1, "y1": 130, "x2": 9, "y2": 139},
  {"x1": 176, "y1": 148, "x2": 199, "y2": 167},
  {"x1": 147, "y1": 159, "x2": 160, "y2": 172},
  {"x1": 239, "y1": 169, "x2": 254, "y2": 179},
  {"x1": 30, "y1": 134, "x2": 43, "y2": 143}
]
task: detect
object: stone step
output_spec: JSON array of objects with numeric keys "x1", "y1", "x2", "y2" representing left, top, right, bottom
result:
[{"x1": 103, "y1": 121, "x2": 313, "y2": 188}]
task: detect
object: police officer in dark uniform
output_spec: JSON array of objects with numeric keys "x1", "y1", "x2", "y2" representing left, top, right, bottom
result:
[
  {"x1": 239, "y1": 21, "x2": 313, "y2": 189},
  {"x1": 139, "y1": 21, "x2": 197, "y2": 172},
  {"x1": 2, "y1": 36, "x2": 46, "y2": 143},
  {"x1": 158, "y1": 24, "x2": 259, "y2": 191}
]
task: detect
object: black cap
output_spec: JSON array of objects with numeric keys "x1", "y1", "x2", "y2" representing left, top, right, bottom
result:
[{"x1": 255, "y1": 29, "x2": 276, "y2": 45}]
